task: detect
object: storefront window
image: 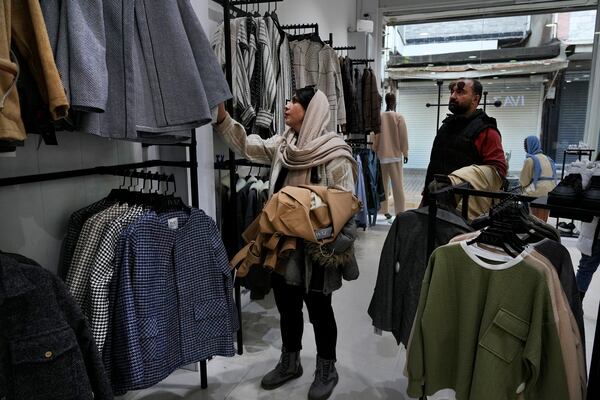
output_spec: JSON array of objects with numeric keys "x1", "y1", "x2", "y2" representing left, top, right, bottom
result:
[{"x1": 384, "y1": 10, "x2": 598, "y2": 184}]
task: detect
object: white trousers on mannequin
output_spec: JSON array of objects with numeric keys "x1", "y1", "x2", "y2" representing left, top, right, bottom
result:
[{"x1": 380, "y1": 161, "x2": 405, "y2": 215}]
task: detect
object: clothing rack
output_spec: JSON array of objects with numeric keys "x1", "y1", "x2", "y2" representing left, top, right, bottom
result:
[
  {"x1": 560, "y1": 149, "x2": 595, "y2": 179},
  {"x1": 422, "y1": 184, "x2": 600, "y2": 400},
  {"x1": 281, "y1": 23, "x2": 319, "y2": 36},
  {"x1": 351, "y1": 59, "x2": 374, "y2": 66},
  {"x1": 0, "y1": 145, "x2": 211, "y2": 387},
  {"x1": 426, "y1": 184, "x2": 537, "y2": 261},
  {"x1": 334, "y1": 46, "x2": 357, "y2": 51},
  {"x1": 219, "y1": 0, "x2": 284, "y2": 362}
]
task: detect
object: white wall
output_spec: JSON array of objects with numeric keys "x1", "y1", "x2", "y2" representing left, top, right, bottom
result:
[
  {"x1": 274, "y1": 0, "x2": 356, "y2": 48},
  {"x1": 0, "y1": 134, "x2": 159, "y2": 274}
]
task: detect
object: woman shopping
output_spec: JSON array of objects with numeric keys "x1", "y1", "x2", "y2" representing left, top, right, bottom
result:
[
  {"x1": 519, "y1": 135, "x2": 557, "y2": 221},
  {"x1": 214, "y1": 86, "x2": 357, "y2": 400}
]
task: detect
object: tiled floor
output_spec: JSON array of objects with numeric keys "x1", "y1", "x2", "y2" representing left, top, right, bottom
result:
[{"x1": 118, "y1": 214, "x2": 598, "y2": 400}]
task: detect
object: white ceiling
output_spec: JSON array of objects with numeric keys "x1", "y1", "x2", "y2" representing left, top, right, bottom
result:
[{"x1": 381, "y1": 0, "x2": 598, "y2": 24}]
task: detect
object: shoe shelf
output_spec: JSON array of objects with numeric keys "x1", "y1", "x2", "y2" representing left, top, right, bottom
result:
[{"x1": 531, "y1": 196, "x2": 598, "y2": 223}]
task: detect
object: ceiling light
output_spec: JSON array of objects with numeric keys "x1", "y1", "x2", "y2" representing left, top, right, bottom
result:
[
  {"x1": 530, "y1": 72, "x2": 536, "y2": 74},
  {"x1": 566, "y1": 80, "x2": 572, "y2": 83},
  {"x1": 420, "y1": 32, "x2": 429, "y2": 36},
  {"x1": 468, "y1": 55, "x2": 477, "y2": 59},
  {"x1": 506, "y1": 86, "x2": 510, "y2": 89},
  {"x1": 500, "y1": 69, "x2": 507, "y2": 72},
  {"x1": 545, "y1": 23, "x2": 557, "y2": 27},
  {"x1": 427, "y1": 63, "x2": 434, "y2": 67},
  {"x1": 493, "y1": 76, "x2": 499, "y2": 79}
]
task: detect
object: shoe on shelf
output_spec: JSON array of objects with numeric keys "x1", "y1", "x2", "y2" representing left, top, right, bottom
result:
[
  {"x1": 548, "y1": 173, "x2": 583, "y2": 206},
  {"x1": 582, "y1": 175, "x2": 600, "y2": 209},
  {"x1": 261, "y1": 350, "x2": 303, "y2": 390}
]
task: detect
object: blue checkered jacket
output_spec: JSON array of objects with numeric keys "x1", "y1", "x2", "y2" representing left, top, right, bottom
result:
[{"x1": 102, "y1": 208, "x2": 235, "y2": 393}]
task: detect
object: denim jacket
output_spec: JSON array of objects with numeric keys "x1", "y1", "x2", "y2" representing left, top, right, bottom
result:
[{"x1": 0, "y1": 253, "x2": 113, "y2": 400}]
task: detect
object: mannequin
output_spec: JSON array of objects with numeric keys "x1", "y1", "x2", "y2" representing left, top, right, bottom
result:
[{"x1": 373, "y1": 93, "x2": 409, "y2": 217}]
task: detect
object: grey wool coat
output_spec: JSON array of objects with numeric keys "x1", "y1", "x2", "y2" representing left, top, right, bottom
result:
[
  {"x1": 43, "y1": 0, "x2": 231, "y2": 142},
  {"x1": 367, "y1": 207, "x2": 472, "y2": 346}
]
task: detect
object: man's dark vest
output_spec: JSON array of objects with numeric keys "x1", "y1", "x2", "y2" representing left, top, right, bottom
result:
[{"x1": 424, "y1": 109, "x2": 499, "y2": 200}]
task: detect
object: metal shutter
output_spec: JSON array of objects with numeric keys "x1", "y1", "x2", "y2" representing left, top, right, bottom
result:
[
  {"x1": 555, "y1": 74, "x2": 590, "y2": 165},
  {"x1": 396, "y1": 80, "x2": 543, "y2": 173}
]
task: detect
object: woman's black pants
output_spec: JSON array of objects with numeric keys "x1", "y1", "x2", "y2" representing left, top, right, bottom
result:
[{"x1": 271, "y1": 272, "x2": 337, "y2": 360}]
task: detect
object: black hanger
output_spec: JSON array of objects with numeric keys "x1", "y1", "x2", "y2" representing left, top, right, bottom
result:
[
  {"x1": 107, "y1": 170, "x2": 130, "y2": 202},
  {"x1": 154, "y1": 174, "x2": 189, "y2": 213},
  {"x1": 245, "y1": 166, "x2": 254, "y2": 180},
  {"x1": 467, "y1": 225, "x2": 524, "y2": 258}
]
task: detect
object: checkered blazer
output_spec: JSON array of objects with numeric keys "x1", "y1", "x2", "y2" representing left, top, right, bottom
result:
[
  {"x1": 103, "y1": 208, "x2": 235, "y2": 393},
  {"x1": 65, "y1": 204, "x2": 129, "y2": 316},
  {"x1": 89, "y1": 206, "x2": 145, "y2": 353},
  {"x1": 59, "y1": 198, "x2": 114, "y2": 279}
]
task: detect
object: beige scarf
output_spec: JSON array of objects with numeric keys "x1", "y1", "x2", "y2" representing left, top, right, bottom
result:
[{"x1": 279, "y1": 90, "x2": 357, "y2": 186}]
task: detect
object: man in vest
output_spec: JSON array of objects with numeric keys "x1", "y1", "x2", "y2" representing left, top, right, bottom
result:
[{"x1": 422, "y1": 78, "x2": 507, "y2": 205}]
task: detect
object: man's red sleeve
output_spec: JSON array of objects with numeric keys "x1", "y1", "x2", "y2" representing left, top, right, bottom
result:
[{"x1": 473, "y1": 127, "x2": 507, "y2": 178}]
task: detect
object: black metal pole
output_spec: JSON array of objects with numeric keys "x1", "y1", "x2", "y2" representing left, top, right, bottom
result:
[
  {"x1": 483, "y1": 91, "x2": 488, "y2": 113},
  {"x1": 223, "y1": 0, "x2": 244, "y2": 357},
  {"x1": 0, "y1": 160, "x2": 195, "y2": 187},
  {"x1": 436, "y1": 80, "x2": 443, "y2": 133},
  {"x1": 189, "y1": 129, "x2": 199, "y2": 208}
]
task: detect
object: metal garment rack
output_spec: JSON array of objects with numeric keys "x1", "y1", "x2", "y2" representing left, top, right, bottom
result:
[
  {"x1": 425, "y1": 80, "x2": 503, "y2": 133},
  {"x1": 560, "y1": 149, "x2": 595, "y2": 180},
  {"x1": 280, "y1": 23, "x2": 319, "y2": 36},
  {"x1": 218, "y1": 0, "x2": 284, "y2": 360},
  {"x1": 351, "y1": 58, "x2": 374, "y2": 66},
  {"x1": 0, "y1": 130, "x2": 211, "y2": 386},
  {"x1": 334, "y1": 46, "x2": 356, "y2": 52}
]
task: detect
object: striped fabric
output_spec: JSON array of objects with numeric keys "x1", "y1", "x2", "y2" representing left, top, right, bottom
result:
[
  {"x1": 290, "y1": 40, "x2": 346, "y2": 132},
  {"x1": 255, "y1": 18, "x2": 277, "y2": 134}
]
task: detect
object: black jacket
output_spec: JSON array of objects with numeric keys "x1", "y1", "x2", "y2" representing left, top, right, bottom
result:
[
  {"x1": 0, "y1": 253, "x2": 113, "y2": 400},
  {"x1": 424, "y1": 110, "x2": 498, "y2": 202},
  {"x1": 368, "y1": 207, "x2": 472, "y2": 346}
]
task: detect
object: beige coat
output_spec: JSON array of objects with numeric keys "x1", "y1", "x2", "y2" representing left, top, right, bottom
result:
[
  {"x1": 1, "y1": 0, "x2": 69, "y2": 142},
  {"x1": 519, "y1": 155, "x2": 557, "y2": 197},
  {"x1": 448, "y1": 164, "x2": 504, "y2": 220},
  {"x1": 231, "y1": 185, "x2": 360, "y2": 277},
  {"x1": 373, "y1": 111, "x2": 409, "y2": 160}
]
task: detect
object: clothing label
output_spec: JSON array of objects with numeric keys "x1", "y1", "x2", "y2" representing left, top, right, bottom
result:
[
  {"x1": 168, "y1": 218, "x2": 179, "y2": 230},
  {"x1": 315, "y1": 226, "x2": 333, "y2": 240}
]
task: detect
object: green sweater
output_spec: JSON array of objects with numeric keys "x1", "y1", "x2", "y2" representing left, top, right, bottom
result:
[{"x1": 406, "y1": 242, "x2": 568, "y2": 400}]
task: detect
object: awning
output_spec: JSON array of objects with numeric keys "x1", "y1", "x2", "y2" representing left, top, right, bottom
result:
[{"x1": 386, "y1": 57, "x2": 569, "y2": 80}]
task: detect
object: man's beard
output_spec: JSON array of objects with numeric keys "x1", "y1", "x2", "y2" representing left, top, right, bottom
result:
[{"x1": 448, "y1": 101, "x2": 469, "y2": 115}]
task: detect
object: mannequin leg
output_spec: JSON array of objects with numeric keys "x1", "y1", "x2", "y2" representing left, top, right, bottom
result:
[
  {"x1": 387, "y1": 161, "x2": 405, "y2": 214},
  {"x1": 380, "y1": 163, "x2": 392, "y2": 216}
]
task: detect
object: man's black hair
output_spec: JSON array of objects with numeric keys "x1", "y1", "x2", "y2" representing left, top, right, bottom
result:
[
  {"x1": 450, "y1": 78, "x2": 483, "y2": 100},
  {"x1": 471, "y1": 79, "x2": 483, "y2": 99}
]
